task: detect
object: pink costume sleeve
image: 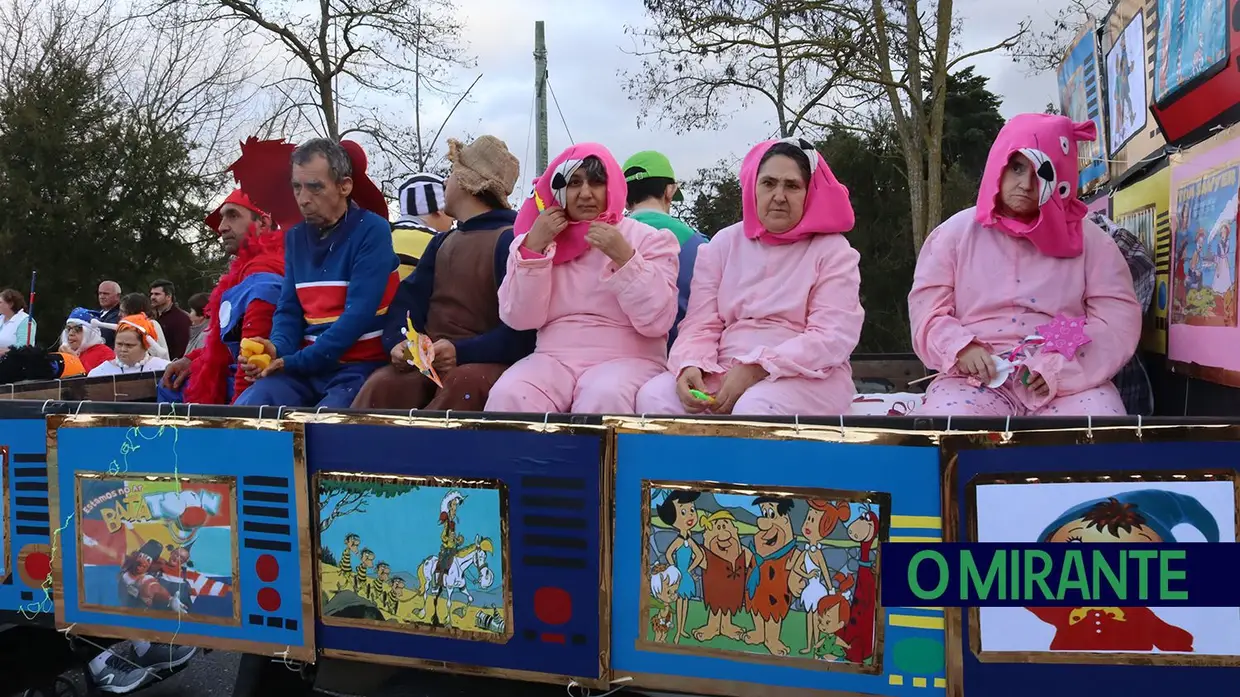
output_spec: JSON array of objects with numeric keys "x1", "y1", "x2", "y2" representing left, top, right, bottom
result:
[
  {"x1": 668, "y1": 238, "x2": 725, "y2": 375},
  {"x1": 1020, "y1": 231, "x2": 1141, "y2": 407},
  {"x1": 498, "y1": 233, "x2": 553, "y2": 331},
  {"x1": 734, "y1": 240, "x2": 864, "y2": 379},
  {"x1": 604, "y1": 223, "x2": 680, "y2": 338},
  {"x1": 908, "y1": 223, "x2": 978, "y2": 371}
]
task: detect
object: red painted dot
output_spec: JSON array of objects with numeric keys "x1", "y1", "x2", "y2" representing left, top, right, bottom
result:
[
  {"x1": 255, "y1": 554, "x2": 279, "y2": 583},
  {"x1": 257, "y1": 587, "x2": 281, "y2": 612},
  {"x1": 25, "y1": 552, "x2": 51, "y2": 582},
  {"x1": 180, "y1": 506, "x2": 208, "y2": 528},
  {"x1": 533, "y1": 586, "x2": 572, "y2": 625}
]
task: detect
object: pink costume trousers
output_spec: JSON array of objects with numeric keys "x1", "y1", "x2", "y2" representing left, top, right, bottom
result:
[
  {"x1": 915, "y1": 375, "x2": 1125, "y2": 416},
  {"x1": 485, "y1": 354, "x2": 666, "y2": 414},
  {"x1": 636, "y1": 368, "x2": 855, "y2": 416}
]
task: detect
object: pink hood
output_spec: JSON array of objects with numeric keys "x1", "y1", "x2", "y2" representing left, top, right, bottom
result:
[
  {"x1": 975, "y1": 113, "x2": 1097, "y2": 258},
  {"x1": 742, "y1": 137, "x2": 854, "y2": 245},
  {"x1": 513, "y1": 142, "x2": 627, "y2": 265}
]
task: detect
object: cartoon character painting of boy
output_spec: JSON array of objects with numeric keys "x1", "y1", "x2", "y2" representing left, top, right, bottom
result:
[
  {"x1": 386, "y1": 575, "x2": 408, "y2": 616},
  {"x1": 368, "y1": 561, "x2": 392, "y2": 605},
  {"x1": 649, "y1": 563, "x2": 682, "y2": 643},
  {"x1": 657, "y1": 490, "x2": 704, "y2": 644},
  {"x1": 1028, "y1": 490, "x2": 1218, "y2": 652},
  {"x1": 692, "y1": 510, "x2": 753, "y2": 643},
  {"x1": 744, "y1": 496, "x2": 798, "y2": 656},
  {"x1": 353, "y1": 548, "x2": 375, "y2": 596},
  {"x1": 813, "y1": 596, "x2": 853, "y2": 662},
  {"x1": 337, "y1": 533, "x2": 360, "y2": 592}
]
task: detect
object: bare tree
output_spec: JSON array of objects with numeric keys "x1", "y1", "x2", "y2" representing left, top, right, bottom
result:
[
  {"x1": 622, "y1": 0, "x2": 878, "y2": 139},
  {"x1": 1011, "y1": 0, "x2": 1106, "y2": 74},
  {"x1": 857, "y1": 0, "x2": 1028, "y2": 251},
  {"x1": 155, "y1": 0, "x2": 474, "y2": 182}
]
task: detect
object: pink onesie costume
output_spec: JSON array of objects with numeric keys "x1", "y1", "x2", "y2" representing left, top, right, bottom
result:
[
  {"x1": 484, "y1": 143, "x2": 680, "y2": 414},
  {"x1": 636, "y1": 138, "x2": 863, "y2": 416},
  {"x1": 909, "y1": 114, "x2": 1141, "y2": 416}
]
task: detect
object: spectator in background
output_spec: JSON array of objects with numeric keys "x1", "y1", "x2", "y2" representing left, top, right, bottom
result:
[
  {"x1": 0, "y1": 288, "x2": 36, "y2": 356},
  {"x1": 58, "y1": 308, "x2": 114, "y2": 373},
  {"x1": 392, "y1": 173, "x2": 456, "y2": 280},
  {"x1": 94, "y1": 293, "x2": 170, "y2": 359},
  {"x1": 185, "y1": 292, "x2": 211, "y2": 354},
  {"x1": 97, "y1": 280, "x2": 121, "y2": 347},
  {"x1": 149, "y1": 279, "x2": 191, "y2": 359}
]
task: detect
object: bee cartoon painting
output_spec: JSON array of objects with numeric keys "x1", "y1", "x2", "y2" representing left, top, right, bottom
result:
[
  {"x1": 75, "y1": 474, "x2": 239, "y2": 623},
  {"x1": 640, "y1": 482, "x2": 887, "y2": 671},
  {"x1": 315, "y1": 474, "x2": 510, "y2": 642}
]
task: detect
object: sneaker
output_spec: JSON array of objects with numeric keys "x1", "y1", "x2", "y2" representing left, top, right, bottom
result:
[
  {"x1": 133, "y1": 644, "x2": 197, "y2": 672},
  {"x1": 91, "y1": 653, "x2": 153, "y2": 695}
]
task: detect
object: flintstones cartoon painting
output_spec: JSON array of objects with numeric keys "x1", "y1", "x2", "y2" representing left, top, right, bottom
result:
[
  {"x1": 76, "y1": 474, "x2": 239, "y2": 622},
  {"x1": 973, "y1": 478, "x2": 1240, "y2": 658},
  {"x1": 640, "y1": 482, "x2": 886, "y2": 669},
  {"x1": 315, "y1": 474, "x2": 510, "y2": 641}
]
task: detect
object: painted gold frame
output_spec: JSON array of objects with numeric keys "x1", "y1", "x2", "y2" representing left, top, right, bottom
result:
[
  {"x1": 288, "y1": 411, "x2": 614, "y2": 689},
  {"x1": 73, "y1": 471, "x2": 242, "y2": 626},
  {"x1": 942, "y1": 423, "x2": 1240, "y2": 690},
  {"x1": 47, "y1": 414, "x2": 315, "y2": 661},
  {"x1": 314, "y1": 472, "x2": 513, "y2": 644},
  {"x1": 636, "y1": 479, "x2": 891, "y2": 675},
  {"x1": 606, "y1": 416, "x2": 944, "y2": 697}
]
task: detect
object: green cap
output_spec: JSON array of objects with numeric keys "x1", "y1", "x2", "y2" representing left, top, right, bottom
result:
[{"x1": 623, "y1": 150, "x2": 684, "y2": 202}]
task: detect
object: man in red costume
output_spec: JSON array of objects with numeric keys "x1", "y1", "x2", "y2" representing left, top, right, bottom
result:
[{"x1": 159, "y1": 138, "x2": 290, "y2": 404}]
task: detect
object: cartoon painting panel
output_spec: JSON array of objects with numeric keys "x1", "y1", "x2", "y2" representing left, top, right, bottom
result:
[
  {"x1": 1105, "y1": 11, "x2": 1147, "y2": 156},
  {"x1": 316, "y1": 474, "x2": 510, "y2": 643},
  {"x1": 1152, "y1": 0, "x2": 1229, "y2": 105},
  {"x1": 1057, "y1": 28, "x2": 1108, "y2": 193},
  {"x1": 948, "y1": 434, "x2": 1240, "y2": 697},
  {"x1": 76, "y1": 473, "x2": 239, "y2": 624},
  {"x1": 613, "y1": 426, "x2": 946, "y2": 697},
  {"x1": 640, "y1": 483, "x2": 885, "y2": 671},
  {"x1": 1168, "y1": 126, "x2": 1240, "y2": 377},
  {"x1": 1114, "y1": 166, "x2": 1173, "y2": 354},
  {"x1": 973, "y1": 478, "x2": 1239, "y2": 658}
]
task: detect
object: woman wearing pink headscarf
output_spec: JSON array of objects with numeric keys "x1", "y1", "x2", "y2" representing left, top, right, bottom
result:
[
  {"x1": 636, "y1": 138, "x2": 863, "y2": 416},
  {"x1": 909, "y1": 114, "x2": 1141, "y2": 416},
  {"x1": 484, "y1": 143, "x2": 680, "y2": 414}
]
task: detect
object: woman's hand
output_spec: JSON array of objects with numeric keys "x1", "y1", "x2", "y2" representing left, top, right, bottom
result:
[
  {"x1": 586, "y1": 222, "x2": 635, "y2": 267},
  {"x1": 675, "y1": 367, "x2": 711, "y2": 412},
  {"x1": 955, "y1": 343, "x2": 996, "y2": 384},
  {"x1": 712, "y1": 363, "x2": 769, "y2": 414},
  {"x1": 1025, "y1": 370, "x2": 1050, "y2": 397},
  {"x1": 524, "y1": 208, "x2": 569, "y2": 254}
]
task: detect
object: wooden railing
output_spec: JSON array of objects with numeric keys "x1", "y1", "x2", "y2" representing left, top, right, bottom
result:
[{"x1": 0, "y1": 372, "x2": 159, "y2": 403}]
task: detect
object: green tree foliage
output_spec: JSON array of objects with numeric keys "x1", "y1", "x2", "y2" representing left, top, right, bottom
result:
[
  {"x1": 0, "y1": 30, "x2": 220, "y2": 339},
  {"x1": 682, "y1": 67, "x2": 1004, "y2": 352}
]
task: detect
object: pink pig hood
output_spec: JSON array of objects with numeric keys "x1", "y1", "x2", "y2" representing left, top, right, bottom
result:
[
  {"x1": 975, "y1": 113, "x2": 1098, "y2": 259},
  {"x1": 741, "y1": 137, "x2": 855, "y2": 246}
]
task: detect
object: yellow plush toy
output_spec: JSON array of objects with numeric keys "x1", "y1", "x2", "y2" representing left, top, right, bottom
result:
[{"x1": 239, "y1": 338, "x2": 272, "y2": 370}]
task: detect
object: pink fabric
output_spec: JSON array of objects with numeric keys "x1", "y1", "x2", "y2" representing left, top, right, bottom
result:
[
  {"x1": 916, "y1": 376, "x2": 1125, "y2": 416},
  {"x1": 975, "y1": 113, "x2": 1097, "y2": 258},
  {"x1": 635, "y1": 223, "x2": 862, "y2": 415},
  {"x1": 512, "y1": 142, "x2": 627, "y2": 265},
  {"x1": 487, "y1": 355, "x2": 665, "y2": 414},
  {"x1": 636, "y1": 369, "x2": 855, "y2": 416},
  {"x1": 908, "y1": 209, "x2": 1141, "y2": 414},
  {"x1": 741, "y1": 138, "x2": 855, "y2": 246},
  {"x1": 486, "y1": 217, "x2": 680, "y2": 413}
]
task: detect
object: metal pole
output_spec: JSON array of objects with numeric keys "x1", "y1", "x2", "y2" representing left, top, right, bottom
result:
[{"x1": 534, "y1": 21, "x2": 549, "y2": 172}]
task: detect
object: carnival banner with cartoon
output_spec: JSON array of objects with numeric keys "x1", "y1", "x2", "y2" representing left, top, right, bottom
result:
[
  {"x1": 305, "y1": 418, "x2": 610, "y2": 689},
  {"x1": 1057, "y1": 28, "x2": 1108, "y2": 193},
  {"x1": 609, "y1": 418, "x2": 944, "y2": 697},
  {"x1": 1103, "y1": 0, "x2": 1166, "y2": 177},
  {"x1": 47, "y1": 416, "x2": 315, "y2": 660},
  {"x1": 1168, "y1": 125, "x2": 1240, "y2": 382},
  {"x1": 1114, "y1": 165, "x2": 1173, "y2": 353},
  {"x1": 1152, "y1": 0, "x2": 1229, "y2": 105},
  {"x1": 944, "y1": 428, "x2": 1240, "y2": 697},
  {"x1": 0, "y1": 416, "x2": 54, "y2": 625}
]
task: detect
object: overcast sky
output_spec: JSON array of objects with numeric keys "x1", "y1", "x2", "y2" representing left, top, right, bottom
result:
[{"x1": 407, "y1": 0, "x2": 1080, "y2": 194}]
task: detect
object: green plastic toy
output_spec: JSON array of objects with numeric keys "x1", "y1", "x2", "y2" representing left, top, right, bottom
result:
[{"x1": 689, "y1": 389, "x2": 715, "y2": 402}]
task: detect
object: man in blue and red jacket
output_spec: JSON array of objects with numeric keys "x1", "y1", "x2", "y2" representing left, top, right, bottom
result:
[{"x1": 236, "y1": 137, "x2": 399, "y2": 408}]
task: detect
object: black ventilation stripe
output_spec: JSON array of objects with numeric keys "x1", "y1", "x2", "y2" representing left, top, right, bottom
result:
[
  {"x1": 523, "y1": 515, "x2": 587, "y2": 529},
  {"x1": 243, "y1": 538, "x2": 292, "y2": 552},
  {"x1": 14, "y1": 467, "x2": 48, "y2": 479},
  {"x1": 242, "y1": 490, "x2": 289, "y2": 504},
  {"x1": 243, "y1": 521, "x2": 291, "y2": 536},
  {"x1": 243, "y1": 505, "x2": 289, "y2": 520},
  {"x1": 524, "y1": 534, "x2": 588, "y2": 550},
  {"x1": 520, "y1": 475, "x2": 585, "y2": 490},
  {"x1": 249, "y1": 614, "x2": 263, "y2": 626},
  {"x1": 266, "y1": 616, "x2": 283, "y2": 628},
  {"x1": 523, "y1": 555, "x2": 587, "y2": 569},
  {"x1": 520, "y1": 495, "x2": 583, "y2": 510},
  {"x1": 16, "y1": 526, "x2": 50, "y2": 536},
  {"x1": 15, "y1": 482, "x2": 47, "y2": 492},
  {"x1": 285, "y1": 619, "x2": 299, "y2": 631},
  {"x1": 16, "y1": 511, "x2": 47, "y2": 522},
  {"x1": 12, "y1": 453, "x2": 46, "y2": 463},
  {"x1": 15, "y1": 497, "x2": 48, "y2": 508},
  {"x1": 243, "y1": 476, "x2": 289, "y2": 488}
]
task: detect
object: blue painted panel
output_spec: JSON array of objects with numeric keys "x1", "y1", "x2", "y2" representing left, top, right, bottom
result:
[
  {"x1": 613, "y1": 433, "x2": 944, "y2": 696},
  {"x1": 955, "y1": 440, "x2": 1240, "y2": 696},
  {"x1": 0, "y1": 418, "x2": 53, "y2": 623},
  {"x1": 307, "y1": 423, "x2": 606, "y2": 682},
  {"x1": 53, "y1": 424, "x2": 309, "y2": 654}
]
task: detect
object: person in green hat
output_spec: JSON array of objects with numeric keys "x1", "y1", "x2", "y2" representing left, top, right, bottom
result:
[{"x1": 623, "y1": 150, "x2": 709, "y2": 349}]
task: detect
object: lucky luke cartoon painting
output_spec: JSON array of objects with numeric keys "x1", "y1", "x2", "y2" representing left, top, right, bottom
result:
[
  {"x1": 316, "y1": 475, "x2": 509, "y2": 640},
  {"x1": 642, "y1": 483, "x2": 884, "y2": 667}
]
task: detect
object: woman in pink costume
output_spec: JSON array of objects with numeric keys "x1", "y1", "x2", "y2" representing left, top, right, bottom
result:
[
  {"x1": 909, "y1": 114, "x2": 1141, "y2": 416},
  {"x1": 484, "y1": 143, "x2": 680, "y2": 413},
  {"x1": 636, "y1": 138, "x2": 862, "y2": 416}
]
